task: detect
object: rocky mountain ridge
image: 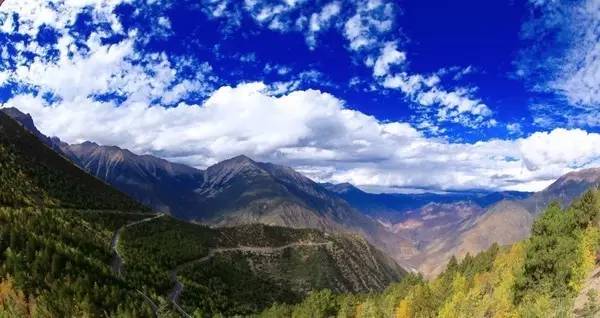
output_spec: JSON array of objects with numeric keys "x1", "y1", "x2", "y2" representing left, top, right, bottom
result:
[
  {"x1": 0, "y1": 110, "x2": 407, "y2": 316},
  {"x1": 4, "y1": 107, "x2": 600, "y2": 278}
]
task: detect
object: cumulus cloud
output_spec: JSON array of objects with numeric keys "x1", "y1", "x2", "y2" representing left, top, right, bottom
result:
[
  {"x1": 306, "y1": 2, "x2": 341, "y2": 47},
  {"x1": 1, "y1": 0, "x2": 213, "y2": 107},
  {"x1": 2, "y1": 0, "x2": 598, "y2": 194},
  {"x1": 382, "y1": 72, "x2": 492, "y2": 128},
  {"x1": 5, "y1": 81, "x2": 600, "y2": 192},
  {"x1": 506, "y1": 123, "x2": 522, "y2": 135},
  {"x1": 1, "y1": 0, "x2": 124, "y2": 37},
  {"x1": 205, "y1": 0, "x2": 395, "y2": 52},
  {"x1": 519, "y1": 129, "x2": 600, "y2": 172}
]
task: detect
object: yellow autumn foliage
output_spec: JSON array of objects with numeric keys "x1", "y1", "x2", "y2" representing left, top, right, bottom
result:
[{"x1": 0, "y1": 277, "x2": 30, "y2": 317}]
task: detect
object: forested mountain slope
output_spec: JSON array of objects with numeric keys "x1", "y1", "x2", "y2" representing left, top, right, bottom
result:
[
  {"x1": 0, "y1": 110, "x2": 406, "y2": 317},
  {"x1": 261, "y1": 189, "x2": 600, "y2": 318},
  {"x1": 118, "y1": 218, "x2": 405, "y2": 316},
  {"x1": 0, "y1": 110, "x2": 147, "y2": 210},
  {"x1": 1, "y1": 108, "x2": 416, "y2": 269},
  {"x1": 0, "y1": 110, "x2": 157, "y2": 316}
]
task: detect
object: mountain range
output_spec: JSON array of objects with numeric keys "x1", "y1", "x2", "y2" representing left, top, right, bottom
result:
[
  {"x1": 322, "y1": 182, "x2": 532, "y2": 223},
  {"x1": 3, "y1": 107, "x2": 600, "y2": 278},
  {"x1": 401, "y1": 167, "x2": 600, "y2": 276},
  {"x1": 0, "y1": 108, "x2": 417, "y2": 267},
  {"x1": 0, "y1": 107, "x2": 406, "y2": 316}
]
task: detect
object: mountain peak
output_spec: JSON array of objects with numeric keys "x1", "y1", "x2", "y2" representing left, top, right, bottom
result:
[
  {"x1": 227, "y1": 154, "x2": 255, "y2": 163},
  {"x1": 557, "y1": 167, "x2": 600, "y2": 185},
  {"x1": 203, "y1": 154, "x2": 268, "y2": 190},
  {"x1": 542, "y1": 167, "x2": 600, "y2": 197},
  {"x1": 1, "y1": 107, "x2": 41, "y2": 136},
  {"x1": 211, "y1": 154, "x2": 263, "y2": 171},
  {"x1": 81, "y1": 141, "x2": 99, "y2": 147},
  {"x1": 322, "y1": 182, "x2": 362, "y2": 194}
]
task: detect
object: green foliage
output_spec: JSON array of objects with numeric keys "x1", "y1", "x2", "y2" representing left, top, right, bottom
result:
[
  {"x1": 0, "y1": 113, "x2": 147, "y2": 211},
  {"x1": 572, "y1": 190, "x2": 600, "y2": 228},
  {"x1": 178, "y1": 252, "x2": 300, "y2": 316},
  {"x1": 515, "y1": 191, "x2": 600, "y2": 304},
  {"x1": 263, "y1": 190, "x2": 600, "y2": 318},
  {"x1": 289, "y1": 289, "x2": 338, "y2": 318},
  {"x1": 0, "y1": 208, "x2": 154, "y2": 317},
  {"x1": 218, "y1": 224, "x2": 328, "y2": 247},
  {"x1": 122, "y1": 217, "x2": 216, "y2": 268}
]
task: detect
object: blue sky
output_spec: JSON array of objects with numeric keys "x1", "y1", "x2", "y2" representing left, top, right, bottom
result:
[{"x1": 0, "y1": 0, "x2": 598, "y2": 192}]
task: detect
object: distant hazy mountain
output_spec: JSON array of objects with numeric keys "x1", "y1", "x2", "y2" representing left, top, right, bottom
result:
[
  {"x1": 413, "y1": 168, "x2": 600, "y2": 276},
  {"x1": 323, "y1": 182, "x2": 531, "y2": 222},
  {"x1": 321, "y1": 166, "x2": 600, "y2": 277},
  {"x1": 390, "y1": 202, "x2": 484, "y2": 247}
]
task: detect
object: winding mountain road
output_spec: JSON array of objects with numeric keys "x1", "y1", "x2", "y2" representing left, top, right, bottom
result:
[
  {"x1": 110, "y1": 214, "x2": 332, "y2": 317},
  {"x1": 110, "y1": 214, "x2": 164, "y2": 275},
  {"x1": 110, "y1": 213, "x2": 164, "y2": 316},
  {"x1": 167, "y1": 241, "x2": 333, "y2": 316}
]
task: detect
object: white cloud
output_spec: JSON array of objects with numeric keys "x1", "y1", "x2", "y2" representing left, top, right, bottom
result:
[
  {"x1": 12, "y1": 33, "x2": 210, "y2": 106},
  {"x1": 373, "y1": 41, "x2": 405, "y2": 77},
  {"x1": 418, "y1": 88, "x2": 491, "y2": 117},
  {"x1": 344, "y1": 0, "x2": 394, "y2": 51},
  {"x1": 519, "y1": 128, "x2": 600, "y2": 171},
  {"x1": 306, "y1": 2, "x2": 341, "y2": 47},
  {"x1": 518, "y1": 0, "x2": 600, "y2": 125},
  {"x1": 382, "y1": 72, "x2": 492, "y2": 127},
  {"x1": 1, "y1": 0, "x2": 125, "y2": 38},
  {"x1": 555, "y1": 42, "x2": 600, "y2": 106},
  {"x1": 548, "y1": 0, "x2": 600, "y2": 107},
  {"x1": 204, "y1": 0, "x2": 395, "y2": 52},
  {"x1": 506, "y1": 123, "x2": 522, "y2": 135},
  {"x1": 1, "y1": 0, "x2": 213, "y2": 110},
  {"x1": 309, "y1": 2, "x2": 341, "y2": 32},
  {"x1": 5, "y1": 81, "x2": 600, "y2": 192}
]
